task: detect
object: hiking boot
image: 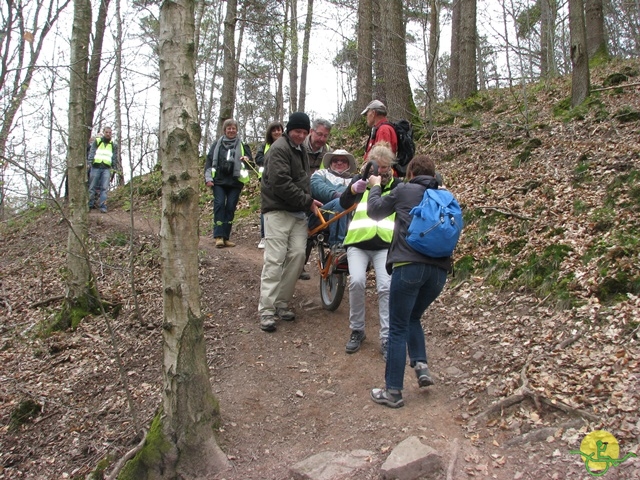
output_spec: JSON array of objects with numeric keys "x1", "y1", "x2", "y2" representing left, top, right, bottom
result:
[
  {"x1": 260, "y1": 315, "x2": 276, "y2": 332},
  {"x1": 370, "y1": 388, "x2": 404, "y2": 408},
  {"x1": 299, "y1": 266, "x2": 310, "y2": 280},
  {"x1": 258, "y1": 238, "x2": 266, "y2": 249},
  {"x1": 276, "y1": 307, "x2": 295, "y2": 321},
  {"x1": 215, "y1": 237, "x2": 224, "y2": 248},
  {"x1": 224, "y1": 239, "x2": 235, "y2": 247},
  {"x1": 345, "y1": 330, "x2": 366, "y2": 354},
  {"x1": 415, "y1": 362, "x2": 434, "y2": 387},
  {"x1": 100, "y1": 208, "x2": 107, "y2": 214},
  {"x1": 380, "y1": 338, "x2": 388, "y2": 361}
]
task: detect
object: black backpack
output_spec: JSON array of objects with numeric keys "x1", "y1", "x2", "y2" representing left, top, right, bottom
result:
[{"x1": 371, "y1": 120, "x2": 416, "y2": 177}]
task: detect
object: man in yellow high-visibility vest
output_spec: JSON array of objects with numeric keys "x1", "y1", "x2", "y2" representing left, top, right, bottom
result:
[{"x1": 88, "y1": 127, "x2": 118, "y2": 213}]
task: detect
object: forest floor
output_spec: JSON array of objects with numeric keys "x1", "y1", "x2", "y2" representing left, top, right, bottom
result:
[
  {"x1": 1, "y1": 59, "x2": 640, "y2": 479},
  {"x1": 0, "y1": 207, "x2": 637, "y2": 480}
]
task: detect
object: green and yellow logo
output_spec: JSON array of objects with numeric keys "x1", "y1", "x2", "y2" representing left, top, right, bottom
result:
[{"x1": 570, "y1": 430, "x2": 637, "y2": 476}]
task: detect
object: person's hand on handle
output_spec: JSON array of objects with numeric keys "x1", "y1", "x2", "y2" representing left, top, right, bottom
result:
[
  {"x1": 367, "y1": 175, "x2": 382, "y2": 188},
  {"x1": 351, "y1": 179, "x2": 367, "y2": 194},
  {"x1": 310, "y1": 199, "x2": 323, "y2": 216}
]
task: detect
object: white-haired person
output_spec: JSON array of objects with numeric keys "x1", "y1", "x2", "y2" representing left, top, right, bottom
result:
[{"x1": 339, "y1": 142, "x2": 398, "y2": 359}]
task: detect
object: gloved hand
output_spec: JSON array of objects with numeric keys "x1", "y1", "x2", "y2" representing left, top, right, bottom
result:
[{"x1": 351, "y1": 179, "x2": 367, "y2": 194}]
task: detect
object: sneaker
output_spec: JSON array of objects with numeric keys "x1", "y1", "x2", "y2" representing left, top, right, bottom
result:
[
  {"x1": 275, "y1": 307, "x2": 295, "y2": 321},
  {"x1": 215, "y1": 237, "x2": 224, "y2": 248},
  {"x1": 260, "y1": 315, "x2": 276, "y2": 332},
  {"x1": 415, "y1": 362, "x2": 434, "y2": 387},
  {"x1": 370, "y1": 388, "x2": 404, "y2": 408},
  {"x1": 258, "y1": 238, "x2": 266, "y2": 249},
  {"x1": 100, "y1": 208, "x2": 107, "y2": 214},
  {"x1": 380, "y1": 338, "x2": 388, "y2": 361},
  {"x1": 345, "y1": 330, "x2": 366, "y2": 354},
  {"x1": 224, "y1": 239, "x2": 235, "y2": 247}
]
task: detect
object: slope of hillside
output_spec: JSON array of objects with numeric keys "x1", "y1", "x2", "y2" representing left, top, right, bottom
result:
[{"x1": 0, "y1": 60, "x2": 639, "y2": 479}]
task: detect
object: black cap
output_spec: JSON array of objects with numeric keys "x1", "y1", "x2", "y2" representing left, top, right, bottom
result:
[{"x1": 286, "y1": 112, "x2": 311, "y2": 133}]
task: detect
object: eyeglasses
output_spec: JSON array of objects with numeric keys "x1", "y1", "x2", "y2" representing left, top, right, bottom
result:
[{"x1": 332, "y1": 158, "x2": 348, "y2": 164}]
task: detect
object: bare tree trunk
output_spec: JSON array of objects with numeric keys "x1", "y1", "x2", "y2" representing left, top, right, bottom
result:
[
  {"x1": 119, "y1": 0, "x2": 229, "y2": 475},
  {"x1": 449, "y1": 0, "x2": 461, "y2": 99},
  {"x1": 65, "y1": 0, "x2": 95, "y2": 313},
  {"x1": 501, "y1": 0, "x2": 514, "y2": 87},
  {"x1": 276, "y1": 1, "x2": 289, "y2": 120},
  {"x1": 299, "y1": 0, "x2": 314, "y2": 112},
  {"x1": 372, "y1": 0, "x2": 385, "y2": 101},
  {"x1": 570, "y1": 0, "x2": 590, "y2": 106},
  {"x1": 356, "y1": 0, "x2": 373, "y2": 114},
  {"x1": 585, "y1": 0, "x2": 608, "y2": 59},
  {"x1": 201, "y1": 2, "x2": 224, "y2": 149},
  {"x1": 113, "y1": 0, "x2": 123, "y2": 183},
  {"x1": 380, "y1": 0, "x2": 415, "y2": 121},
  {"x1": 457, "y1": 0, "x2": 477, "y2": 99},
  {"x1": 86, "y1": 0, "x2": 111, "y2": 135},
  {"x1": 289, "y1": 0, "x2": 299, "y2": 112},
  {"x1": 540, "y1": 0, "x2": 557, "y2": 77},
  {"x1": 426, "y1": 0, "x2": 440, "y2": 112},
  {"x1": 218, "y1": 0, "x2": 238, "y2": 135}
]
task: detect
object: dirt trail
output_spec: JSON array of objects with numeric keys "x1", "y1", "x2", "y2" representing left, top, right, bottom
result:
[
  {"x1": 0, "y1": 208, "x2": 613, "y2": 480},
  {"x1": 99, "y1": 210, "x2": 550, "y2": 479}
]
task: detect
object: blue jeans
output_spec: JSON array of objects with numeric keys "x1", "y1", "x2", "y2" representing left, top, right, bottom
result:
[
  {"x1": 213, "y1": 185, "x2": 242, "y2": 239},
  {"x1": 385, "y1": 263, "x2": 447, "y2": 391},
  {"x1": 308, "y1": 198, "x2": 349, "y2": 245},
  {"x1": 88, "y1": 167, "x2": 110, "y2": 210}
]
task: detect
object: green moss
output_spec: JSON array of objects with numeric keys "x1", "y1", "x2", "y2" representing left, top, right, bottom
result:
[
  {"x1": 596, "y1": 272, "x2": 640, "y2": 303},
  {"x1": 42, "y1": 290, "x2": 102, "y2": 335},
  {"x1": 453, "y1": 254, "x2": 475, "y2": 280},
  {"x1": 504, "y1": 239, "x2": 527, "y2": 254},
  {"x1": 101, "y1": 232, "x2": 128, "y2": 247},
  {"x1": 590, "y1": 207, "x2": 615, "y2": 232},
  {"x1": 510, "y1": 244, "x2": 572, "y2": 295},
  {"x1": 573, "y1": 156, "x2": 592, "y2": 184},
  {"x1": 86, "y1": 456, "x2": 113, "y2": 480},
  {"x1": 573, "y1": 199, "x2": 588, "y2": 214},
  {"x1": 9, "y1": 399, "x2": 42, "y2": 431},
  {"x1": 118, "y1": 412, "x2": 172, "y2": 480},
  {"x1": 614, "y1": 107, "x2": 640, "y2": 123},
  {"x1": 605, "y1": 169, "x2": 640, "y2": 209}
]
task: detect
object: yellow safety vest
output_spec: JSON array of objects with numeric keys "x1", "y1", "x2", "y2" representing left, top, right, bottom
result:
[
  {"x1": 93, "y1": 140, "x2": 113, "y2": 167},
  {"x1": 343, "y1": 180, "x2": 396, "y2": 246}
]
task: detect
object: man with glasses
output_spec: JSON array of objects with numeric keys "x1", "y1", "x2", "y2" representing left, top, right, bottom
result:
[{"x1": 303, "y1": 118, "x2": 333, "y2": 174}]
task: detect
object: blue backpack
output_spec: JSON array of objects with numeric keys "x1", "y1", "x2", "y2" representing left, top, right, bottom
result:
[{"x1": 406, "y1": 188, "x2": 463, "y2": 258}]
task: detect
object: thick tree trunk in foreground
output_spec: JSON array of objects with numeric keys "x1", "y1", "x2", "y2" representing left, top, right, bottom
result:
[
  {"x1": 65, "y1": 0, "x2": 95, "y2": 318},
  {"x1": 119, "y1": 0, "x2": 228, "y2": 476}
]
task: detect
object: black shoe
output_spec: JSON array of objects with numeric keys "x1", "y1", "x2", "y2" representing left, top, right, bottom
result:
[
  {"x1": 345, "y1": 330, "x2": 366, "y2": 353},
  {"x1": 415, "y1": 362, "x2": 434, "y2": 387},
  {"x1": 298, "y1": 271, "x2": 310, "y2": 280},
  {"x1": 370, "y1": 388, "x2": 404, "y2": 408}
]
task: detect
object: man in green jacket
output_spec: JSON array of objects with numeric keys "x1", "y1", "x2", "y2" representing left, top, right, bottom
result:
[{"x1": 258, "y1": 112, "x2": 322, "y2": 332}]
